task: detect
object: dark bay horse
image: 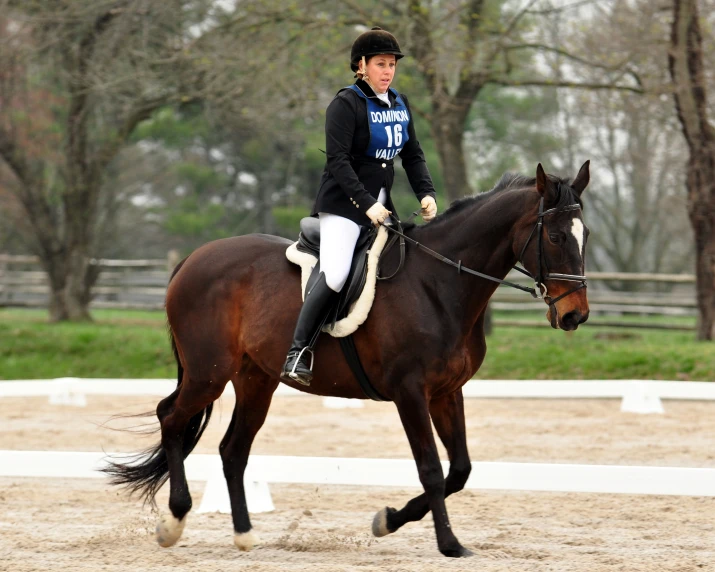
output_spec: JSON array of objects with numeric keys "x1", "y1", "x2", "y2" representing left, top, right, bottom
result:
[{"x1": 106, "y1": 162, "x2": 591, "y2": 558}]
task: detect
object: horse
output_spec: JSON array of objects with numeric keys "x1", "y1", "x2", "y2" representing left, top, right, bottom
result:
[{"x1": 105, "y1": 161, "x2": 591, "y2": 558}]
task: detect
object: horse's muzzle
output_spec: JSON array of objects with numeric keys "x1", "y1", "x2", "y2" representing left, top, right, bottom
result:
[{"x1": 548, "y1": 307, "x2": 589, "y2": 331}]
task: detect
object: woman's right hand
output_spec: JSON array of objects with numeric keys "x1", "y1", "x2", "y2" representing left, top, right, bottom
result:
[{"x1": 366, "y1": 202, "x2": 392, "y2": 226}]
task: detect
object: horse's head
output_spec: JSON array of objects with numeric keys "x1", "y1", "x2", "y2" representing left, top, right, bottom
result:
[{"x1": 516, "y1": 161, "x2": 591, "y2": 331}]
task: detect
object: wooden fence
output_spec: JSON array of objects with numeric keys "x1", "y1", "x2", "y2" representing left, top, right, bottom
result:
[
  {"x1": 0, "y1": 254, "x2": 176, "y2": 311},
  {"x1": 0, "y1": 254, "x2": 698, "y2": 329}
]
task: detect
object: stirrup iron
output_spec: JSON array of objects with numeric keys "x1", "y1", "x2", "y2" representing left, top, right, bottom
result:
[{"x1": 283, "y1": 347, "x2": 315, "y2": 386}]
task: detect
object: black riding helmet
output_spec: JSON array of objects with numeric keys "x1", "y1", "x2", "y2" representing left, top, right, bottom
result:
[{"x1": 350, "y1": 26, "x2": 404, "y2": 72}]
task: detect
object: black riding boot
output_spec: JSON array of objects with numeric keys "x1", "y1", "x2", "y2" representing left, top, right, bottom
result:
[{"x1": 281, "y1": 272, "x2": 337, "y2": 386}]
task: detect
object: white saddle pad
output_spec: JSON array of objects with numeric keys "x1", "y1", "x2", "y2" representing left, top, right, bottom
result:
[{"x1": 285, "y1": 226, "x2": 389, "y2": 338}]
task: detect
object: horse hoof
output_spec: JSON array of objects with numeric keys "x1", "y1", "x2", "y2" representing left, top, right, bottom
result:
[
  {"x1": 371, "y1": 507, "x2": 396, "y2": 537},
  {"x1": 440, "y1": 544, "x2": 474, "y2": 558},
  {"x1": 234, "y1": 529, "x2": 260, "y2": 552},
  {"x1": 156, "y1": 514, "x2": 187, "y2": 547}
]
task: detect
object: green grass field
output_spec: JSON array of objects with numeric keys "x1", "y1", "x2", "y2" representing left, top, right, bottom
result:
[{"x1": 0, "y1": 308, "x2": 712, "y2": 381}]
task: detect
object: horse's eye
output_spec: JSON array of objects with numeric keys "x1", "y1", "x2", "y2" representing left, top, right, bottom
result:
[{"x1": 549, "y1": 233, "x2": 561, "y2": 243}]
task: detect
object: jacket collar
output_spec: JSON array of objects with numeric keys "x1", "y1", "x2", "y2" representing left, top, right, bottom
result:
[{"x1": 355, "y1": 79, "x2": 397, "y2": 107}]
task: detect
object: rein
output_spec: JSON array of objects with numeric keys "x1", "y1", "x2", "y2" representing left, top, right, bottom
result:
[{"x1": 378, "y1": 197, "x2": 587, "y2": 306}]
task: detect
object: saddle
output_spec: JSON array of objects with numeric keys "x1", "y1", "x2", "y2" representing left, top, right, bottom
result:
[{"x1": 285, "y1": 217, "x2": 389, "y2": 338}]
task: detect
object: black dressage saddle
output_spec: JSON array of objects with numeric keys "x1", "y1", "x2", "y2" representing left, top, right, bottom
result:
[
  {"x1": 295, "y1": 217, "x2": 378, "y2": 327},
  {"x1": 293, "y1": 217, "x2": 389, "y2": 401}
]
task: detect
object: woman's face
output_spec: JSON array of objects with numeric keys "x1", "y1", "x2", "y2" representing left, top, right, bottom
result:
[{"x1": 360, "y1": 54, "x2": 397, "y2": 94}]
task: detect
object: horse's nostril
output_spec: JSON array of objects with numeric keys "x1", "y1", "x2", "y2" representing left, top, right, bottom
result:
[{"x1": 562, "y1": 311, "x2": 580, "y2": 328}]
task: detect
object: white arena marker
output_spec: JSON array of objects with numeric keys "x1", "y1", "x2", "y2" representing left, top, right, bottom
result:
[
  {"x1": 621, "y1": 381, "x2": 664, "y2": 414},
  {"x1": 322, "y1": 396, "x2": 365, "y2": 409},
  {"x1": 48, "y1": 377, "x2": 87, "y2": 407},
  {"x1": 197, "y1": 472, "x2": 274, "y2": 514}
]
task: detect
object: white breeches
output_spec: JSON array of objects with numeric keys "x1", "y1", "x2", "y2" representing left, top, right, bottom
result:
[{"x1": 319, "y1": 189, "x2": 386, "y2": 293}]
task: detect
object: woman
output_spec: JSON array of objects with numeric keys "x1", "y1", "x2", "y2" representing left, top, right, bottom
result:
[{"x1": 281, "y1": 26, "x2": 438, "y2": 386}]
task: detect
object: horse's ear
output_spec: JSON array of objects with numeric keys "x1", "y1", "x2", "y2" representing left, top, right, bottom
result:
[
  {"x1": 535, "y1": 163, "x2": 550, "y2": 197},
  {"x1": 571, "y1": 160, "x2": 590, "y2": 196}
]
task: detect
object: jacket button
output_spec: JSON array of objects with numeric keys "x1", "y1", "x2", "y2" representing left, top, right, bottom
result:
[{"x1": 381, "y1": 163, "x2": 386, "y2": 168}]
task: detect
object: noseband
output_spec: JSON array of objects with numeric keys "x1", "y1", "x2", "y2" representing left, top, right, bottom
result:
[
  {"x1": 380, "y1": 196, "x2": 587, "y2": 306},
  {"x1": 514, "y1": 197, "x2": 587, "y2": 307}
]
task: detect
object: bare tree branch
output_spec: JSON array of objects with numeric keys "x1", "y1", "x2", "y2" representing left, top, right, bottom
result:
[
  {"x1": 0, "y1": 126, "x2": 29, "y2": 185},
  {"x1": 488, "y1": 77, "x2": 644, "y2": 94},
  {"x1": 504, "y1": 43, "x2": 644, "y2": 88},
  {"x1": 497, "y1": 0, "x2": 540, "y2": 42},
  {"x1": 458, "y1": 0, "x2": 486, "y2": 82},
  {"x1": 407, "y1": 0, "x2": 439, "y2": 96},
  {"x1": 93, "y1": 96, "x2": 171, "y2": 176},
  {"x1": 525, "y1": 0, "x2": 604, "y2": 16}
]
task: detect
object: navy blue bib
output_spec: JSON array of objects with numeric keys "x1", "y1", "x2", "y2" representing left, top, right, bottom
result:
[{"x1": 348, "y1": 84, "x2": 410, "y2": 161}]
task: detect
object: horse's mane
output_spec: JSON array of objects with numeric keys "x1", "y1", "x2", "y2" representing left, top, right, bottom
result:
[{"x1": 421, "y1": 171, "x2": 582, "y2": 231}]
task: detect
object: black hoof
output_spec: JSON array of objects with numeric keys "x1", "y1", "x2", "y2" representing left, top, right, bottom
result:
[{"x1": 440, "y1": 544, "x2": 473, "y2": 558}]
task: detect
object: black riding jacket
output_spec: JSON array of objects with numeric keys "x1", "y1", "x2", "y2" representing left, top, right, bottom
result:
[{"x1": 312, "y1": 79, "x2": 436, "y2": 226}]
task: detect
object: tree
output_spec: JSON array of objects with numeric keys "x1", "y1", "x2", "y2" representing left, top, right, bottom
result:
[
  {"x1": 0, "y1": 2, "x2": 191, "y2": 320},
  {"x1": 567, "y1": 89, "x2": 693, "y2": 280},
  {"x1": 0, "y1": 0, "x2": 293, "y2": 320},
  {"x1": 669, "y1": 0, "x2": 715, "y2": 339},
  {"x1": 361, "y1": 0, "x2": 644, "y2": 201},
  {"x1": 126, "y1": 105, "x2": 316, "y2": 254},
  {"x1": 542, "y1": 1, "x2": 694, "y2": 281}
]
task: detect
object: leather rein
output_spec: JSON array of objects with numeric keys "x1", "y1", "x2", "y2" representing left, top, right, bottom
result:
[{"x1": 377, "y1": 197, "x2": 587, "y2": 307}]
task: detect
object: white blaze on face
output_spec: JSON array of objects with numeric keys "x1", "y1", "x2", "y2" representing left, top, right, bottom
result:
[{"x1": 571, "y1": 218, "x2": 585, "y2": 258}]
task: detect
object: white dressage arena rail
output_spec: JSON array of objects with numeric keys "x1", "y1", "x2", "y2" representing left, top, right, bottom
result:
[
  {"x1": 3, "y1": 378, "x2": 715, "y2": 513},
  {"x1": 2, "y1": 377, "x2": 715, "y2": 413}
]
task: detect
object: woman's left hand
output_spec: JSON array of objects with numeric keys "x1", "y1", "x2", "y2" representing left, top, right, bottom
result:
[{"x1": 420, "y1": 196, "x2": 437, "y2": 222}]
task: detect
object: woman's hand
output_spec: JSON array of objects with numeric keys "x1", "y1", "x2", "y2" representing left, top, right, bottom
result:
[
  {"x1": 420, "y1": 196, "x2": 437, "y2": 222},
  {"x1": 366, "y1": 202, "x2": 392, "y2": 226}
]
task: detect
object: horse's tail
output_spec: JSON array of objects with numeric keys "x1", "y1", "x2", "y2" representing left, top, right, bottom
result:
[{"x1": 102, "y1": 257, "x2": 214, "y2": 504}]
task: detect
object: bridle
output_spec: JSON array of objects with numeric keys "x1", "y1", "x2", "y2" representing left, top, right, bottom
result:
[
  {"x1": 379, "y1": 196, "x2": 587, "y2": 307},
  {"x1": 513, "y1": 196, "x2": 587, "y2": 307}
]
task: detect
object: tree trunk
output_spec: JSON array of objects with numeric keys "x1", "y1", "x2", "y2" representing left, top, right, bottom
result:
[
  {"x1": 669, "y1": 0, "x2": 715, "y2": 340},
  {"x1": 431, "y1": 100, "x2": 475, "y2": 201},
  {"x1": 686, "y1": 156, "x2": 715, "y2": 339},
  {"x1": 44, "y1": 247, "x2": 96, "y2": 322}
]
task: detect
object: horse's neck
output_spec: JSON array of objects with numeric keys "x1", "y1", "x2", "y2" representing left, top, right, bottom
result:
[
  {"x1": 414, "y1": 190, "x2": 531, "y2": 318},
  {"x1": 420, "y1": 191, "x2": 528, "y2": 274}
]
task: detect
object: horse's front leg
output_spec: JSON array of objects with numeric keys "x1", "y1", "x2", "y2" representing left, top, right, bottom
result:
[
  {"x1": 385, "y1": 386, "x2": 472, "y2": 558},
  {"x1": 373, "y1": 389, "x2": 471, "y2": 542}
]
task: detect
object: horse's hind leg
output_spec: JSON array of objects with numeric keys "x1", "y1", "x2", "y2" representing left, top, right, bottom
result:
[
  {"x1": 155, "y1": 373, "x2": 224, "y2": 547},
  {"x1": 374, "y1": 389, "x2": 472, "y2": 557},
  {"x1": 219, "y1": 368, "x2": 278, "y2": 551}
]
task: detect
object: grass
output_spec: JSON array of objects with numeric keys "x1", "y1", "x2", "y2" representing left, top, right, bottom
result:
[
  {"x1": 479, "y1": 323, "x2": 713, "y2": 380},
  {"x1": 0, "y1": 308, "x2": 712, "y2": 381},
  {"x1": 0, "y1": 308, "x2": 174, "y2": 379}
]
